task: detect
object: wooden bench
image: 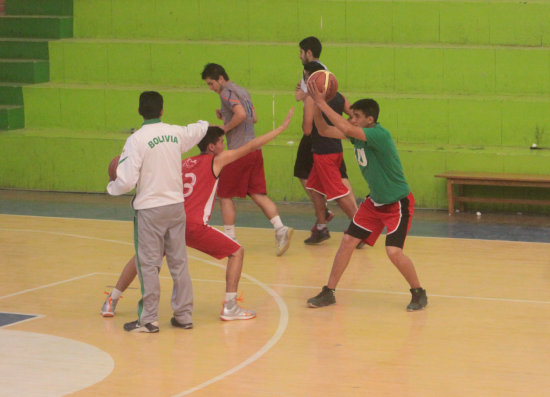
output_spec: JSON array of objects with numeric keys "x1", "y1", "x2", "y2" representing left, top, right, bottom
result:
[{"x1": 435, "y1": 171, "x2": 550, "y2": 215}]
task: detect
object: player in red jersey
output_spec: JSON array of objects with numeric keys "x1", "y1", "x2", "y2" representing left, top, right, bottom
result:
[{"x1": 102, "y1": 108, "x2": 294, "y2": 325}]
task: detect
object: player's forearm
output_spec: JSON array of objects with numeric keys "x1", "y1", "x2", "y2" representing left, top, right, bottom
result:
[
  {"x1": 242, "y1": 126, "x2": 283, "y2": 152},
  {"x1": 317, "y1": 101, "x2": 350, "y2": 135},
  {"x1": 223, "y1": 116, "x2": 244, "y2": 133},
  {"x1": 313, "y1": 107, "x2": 346, "y2": 139}
]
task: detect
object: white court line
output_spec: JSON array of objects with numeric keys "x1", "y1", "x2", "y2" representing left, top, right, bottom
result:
[
  {"x1": 0, "y1": 226, "x2": 289, "y2": 396},
  {"x1": 0, "y1": 273, "x2": 98, "y2": 300},
  {"x1": 171, "y1": 258, "x2": 289, "y2": 397},
  {"x1": 92, "y1": 273, "x2": 550, "y2": 306},
  {"x1": 268, "y1": 283, "x2": 550, "y2": 305},
  {"x1": 0, "y1": 227, "x2": 133, "y2": 246}
]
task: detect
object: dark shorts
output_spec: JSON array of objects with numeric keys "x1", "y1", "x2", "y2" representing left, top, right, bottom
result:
[
  {"x1": 293, "y1": 134, "x2": 313, "y2": 179},
  {"x1": 218, "y1": 150, "x2": 267, "y2": 198},
  {"x1": 306, "y1": 153, "x2": 350, "y2": 201},
  {"x1": 346, "y1": 192, "x2": 415, "y2": 248},
  {"x1": 186, "y1": 222, "x2": 241, "y2": 259}
]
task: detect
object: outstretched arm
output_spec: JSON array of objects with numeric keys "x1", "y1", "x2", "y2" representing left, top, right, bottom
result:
[
  {"x1": 308, "y1": 81, "x2": 366, "y2": 141},
  {"x1": 213, "y1": 107, "x2": 295, "y2": 176}
]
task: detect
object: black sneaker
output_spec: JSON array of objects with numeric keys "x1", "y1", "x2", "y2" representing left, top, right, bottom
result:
[
  {"x1": 304, "y1": 228, "x2": 330, "y2": 245},
  {"x1": 171, "y1": 317, "x2": 193, "y2": 329},
  {"x1": 407, "y1": 288, "x2": 428, "y2": 311},
  {"x1": 123, "y1": 320, "x2": 159, "y2": 333},
  {"x1": 307, "y1": 286, "x2": 336, "y2": 308}
]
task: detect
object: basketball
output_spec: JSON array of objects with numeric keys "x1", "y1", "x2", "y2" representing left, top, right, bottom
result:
[
  {"x1": 307, "y1": 70, "x2": 338, "y2": 101},
  {"x1": 108, "y1": 155, "x2": 120, "y2": 181}
]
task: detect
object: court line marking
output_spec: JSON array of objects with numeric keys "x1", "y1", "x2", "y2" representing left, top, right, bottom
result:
[
  {"x1": 92, "y1": 273, "x2": 550, "y2": 306},
  {"x1": 0, "y1": 312, "x2": 45, "y2": 328},
  {"x1": 3, "y1": 214, "x2": 550, "y2": 244},
  {"x1": 0, "y1": 226, "x2": 289, "y2": 397},
  {"x1": 0, "y1": 273, "x2": 99, "y2": 300},
  {"x1": 266, "y1": 283, "x2": 550, "y2": 305}
]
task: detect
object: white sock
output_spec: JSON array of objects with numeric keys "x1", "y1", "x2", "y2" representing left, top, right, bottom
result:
[
  {"x1": 225, "y1": 292, "x2": 237, "y2": 302},
  {"x1": 316, "y1": 224, "x2": 327, "y2": 230},
  {"x1": 111, "y1": 288, "x2": 122, "y2": 300},
  {"x1": 270, "y1": 216, "x2": 284, "y2": 231},
  {"x1": 224, "y1": 225, "x2": 236, "y2": 239}
]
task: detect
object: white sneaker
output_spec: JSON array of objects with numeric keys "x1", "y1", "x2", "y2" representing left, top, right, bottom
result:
[
  {"x1": 275, "y1": 226, "x2": 293, "y2": 256},
  {"x1": 101, "y1": 292, "x2": 119, "y2": 317},
  {"x1": 220, "y1": 297, "x2": 256, "y2": 321}
]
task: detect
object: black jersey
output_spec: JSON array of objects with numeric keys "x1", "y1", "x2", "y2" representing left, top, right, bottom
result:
[{"x1": 311, "y1": 92, "x2": 345, "y2": 155}]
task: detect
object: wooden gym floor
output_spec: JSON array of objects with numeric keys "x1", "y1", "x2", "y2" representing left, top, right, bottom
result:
[{"x1": 0, "y1": 190, "x2": 549, "y2": 396}]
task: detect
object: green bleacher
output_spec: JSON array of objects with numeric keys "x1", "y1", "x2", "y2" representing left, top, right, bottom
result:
[{"x1": 1, "y1": 0, "x2": 550, "y2": 211}]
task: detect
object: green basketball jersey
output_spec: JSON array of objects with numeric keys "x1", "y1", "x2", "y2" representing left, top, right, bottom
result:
[{"x1": 349, "y1": 123, "x2": 410, "y2": 204}]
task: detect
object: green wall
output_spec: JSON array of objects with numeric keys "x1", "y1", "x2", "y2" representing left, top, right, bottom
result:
[{"x1": 2, "y1": 0, "x2": 550, "y2": 213}]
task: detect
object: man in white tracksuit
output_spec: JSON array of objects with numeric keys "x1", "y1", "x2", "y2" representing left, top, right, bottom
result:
[{"x1": 107, "y1": 91, "x2": 209, "y2": 333}]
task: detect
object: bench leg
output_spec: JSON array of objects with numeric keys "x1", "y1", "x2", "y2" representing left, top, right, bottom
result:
[
  {"x1": 458, "y1": 184, "x2": 464, "y2": 212},
  {"x1": 446, "y1": 180, "x2": 454, "y2": 215}
]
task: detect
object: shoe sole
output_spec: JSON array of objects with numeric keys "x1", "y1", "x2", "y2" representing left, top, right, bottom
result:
[
  {"x1": 220, "y1": 313, "x2": 256, "y2": 321},
  {"x1": 276, "y1": 228, "x2": 294, "y2": 256},
  {"x1": 304, "y1": 235, "x2": 330, "y2": 245},
  {"x1": 307, "y1": 301, "x2": 335, "y2": 308},
  {"x1": 406, "y1": 303, "x2": 428, "y2": 312},
  {"x1": 101, "y1": 312, "x2": 114, "y2": 317},
  {"x1": 171, "y1": 318, "x2": 193, "y2": 329},
  {"x1": 125, "y1": 326, "x2": 159, "y2": 333}
]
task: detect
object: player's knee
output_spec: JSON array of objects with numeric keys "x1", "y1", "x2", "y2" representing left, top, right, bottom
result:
[
  {"x1": 231, "y1": 246, "x2": 244, "y2": 260},
  {"x1": 342, "y1": 233, "x2": 360, "y2": 248},
  {"x1": 385, "y1": 245, "x2": 403, "y2": 262}
]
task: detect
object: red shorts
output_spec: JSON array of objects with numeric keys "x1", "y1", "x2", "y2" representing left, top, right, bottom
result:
[
  {"x1": 186, "y1": 222, "x2": 241, "y2": 259},
  {"x1": 346, "y1": 193, "x2": 415, "y2": 248},
  {"x1": 306, "y1": 152, "x2": 349, "y2": 201},
  {"x1": 218, "y1": 150, "x2": 267, "y2": 198}
]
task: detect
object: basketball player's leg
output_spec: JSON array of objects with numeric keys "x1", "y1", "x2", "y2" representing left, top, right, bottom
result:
[
  {"x1": 383, "y1": 193, "x2": 427, "y2": 310},
  {"x1": 219, "y1": 197, "x2": 237, "y2": 239},
  {"x1": 307, "y1": 200, "x2": 382, "y2": 308},
  {"x1": 101, "y1": 256, "x2": 137, "y2": 317},
  {"x1": 187, "y1": 223, "x2": 254, "y2": 320},
  {"x1": 249, "y1": 152, "x2": 294, "y2": 255},
  {"x1": 335, "y1": 193, "x2": 358, "y2": 219}
]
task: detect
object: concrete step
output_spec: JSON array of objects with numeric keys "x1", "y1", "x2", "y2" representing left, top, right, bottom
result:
[
  {"x1": 0, "y1": 15, "x2": 72, "y2": 38},
  {"x1": 0, "y1": 59, "x2": 49, "y2": 83},
  {"x1": 5, "y1": 0, "x2": 72, "y2": 16},
  {"x1": 0, "y1": 83, "x2": 24, "y2": 105},
  {"x1": 0, "y1": 38, "x2": 49, "y2": 59},
  {"x1": 0, "y1": 104, "x2": 24, "y2": 129}
]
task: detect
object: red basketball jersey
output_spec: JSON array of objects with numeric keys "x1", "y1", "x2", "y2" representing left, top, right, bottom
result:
[{"x1": 181, "y1": 154, "x2": 218, "y2": 225}]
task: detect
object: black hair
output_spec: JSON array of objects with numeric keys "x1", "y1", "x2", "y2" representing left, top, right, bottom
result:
[
  {"x1": 138, "y1": 91, "x2": 163, "y2": 119},
  {"x1": 350, "y1": 99, "x2": 380, "y2": 122},
  {"x1": 201, "y1": 63, "x2": 229, "y2": 81},
  {"x1": 198, "y1": 126, "x2": 225, "y2": 153},
  {"x1": 303, "y1": 61, "x2": 326, "y2": 76},
  {"x1": 299, "y1": 36, "x2": 322, "y2": 58}
]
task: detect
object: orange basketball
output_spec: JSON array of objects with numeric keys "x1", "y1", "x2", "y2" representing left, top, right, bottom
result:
[
  {"x1": 108, "y1": 155, "x2": 120, "y2": 181},
  {"x1": 307, "y1": 70, "x2": 338, "y2": 101}
]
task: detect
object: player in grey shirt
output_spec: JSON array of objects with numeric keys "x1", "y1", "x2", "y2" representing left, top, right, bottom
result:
[
  {"x1": 202, "y1": 63, "x2": 293, "y2": 256},
  {"x1": 219, "y1": 80, "x2": 256, "y2": 149}
]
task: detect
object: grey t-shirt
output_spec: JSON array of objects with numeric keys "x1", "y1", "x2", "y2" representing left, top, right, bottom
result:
[{"x1": 220, "y1": 81, "x2": 256, "y2": 149}]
